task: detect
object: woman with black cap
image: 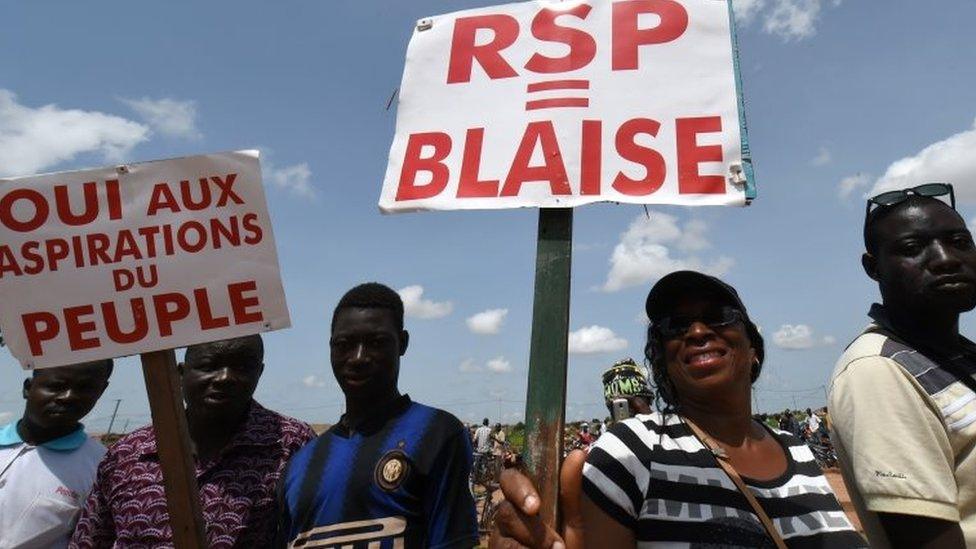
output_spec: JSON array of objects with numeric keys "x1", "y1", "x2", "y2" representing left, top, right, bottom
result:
[{"x1": 490, "y1": 271, "x2": 865, "y2": 548}]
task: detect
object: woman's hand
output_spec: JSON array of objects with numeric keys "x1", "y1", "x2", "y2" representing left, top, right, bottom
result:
[{"x1": 489, "y1": 450, "x2": 587, "y2": 549}]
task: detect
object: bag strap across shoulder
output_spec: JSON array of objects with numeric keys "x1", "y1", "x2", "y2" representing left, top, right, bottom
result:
[{"x1": 684, "y1": 417, "x2": 788, "y2": 549}]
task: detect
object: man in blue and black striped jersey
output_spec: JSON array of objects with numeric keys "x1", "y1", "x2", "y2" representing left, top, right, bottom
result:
[{"x1": 276, "y1": 283, "x2": 478, "y2": 548}]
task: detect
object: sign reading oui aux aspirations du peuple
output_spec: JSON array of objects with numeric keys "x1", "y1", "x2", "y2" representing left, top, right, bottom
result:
[
  {"x1": 0, "y1": 151, "x2": 290, "y2": 369},
  {"x1": 380, "y1": 0, "x2": 755, "y2": 213}
]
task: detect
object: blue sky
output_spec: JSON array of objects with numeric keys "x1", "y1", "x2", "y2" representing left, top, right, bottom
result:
[{"x1": 1, "y1": 0, "x2": 975, "y2": 431}]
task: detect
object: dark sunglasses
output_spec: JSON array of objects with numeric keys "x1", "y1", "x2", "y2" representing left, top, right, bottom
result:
[
  {"x1": 654, "y1": 306, "x2": 744, "y2": 340},
  {"x1": 865, "y1": 183, "x2": 955, "y2": 216}
]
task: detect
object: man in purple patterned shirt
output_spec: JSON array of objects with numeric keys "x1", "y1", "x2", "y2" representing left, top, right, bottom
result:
[{"x1": 69, "y1": 335, "x2": 316, "y2": 548}]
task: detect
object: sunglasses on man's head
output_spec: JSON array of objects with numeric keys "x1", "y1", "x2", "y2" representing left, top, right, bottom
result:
[
  {"x1": 865, "y1": 183, "x2": 955, "y2": 216},
  {"x1": 654, "y1": 306, "x2": 744, "y2": 340}
]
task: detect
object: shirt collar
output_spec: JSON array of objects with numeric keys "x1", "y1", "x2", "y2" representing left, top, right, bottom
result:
[
  {"x1": 230, "y1": 401, "x2": 286, "y2": 448},
  {"x1": 0, "y1": 421, "x2": 88, "y2": 451},
  {"x1": 0, "y1": 423, "x2": 19, "y2": 446},
  {"x1": 868, "y1": 303, "x2": 976, "y2": 357},
  {"x1": 335, "y1": 394, "x2": 412, "y2": 437},
  {"x1": 867, "y1": 303, "x2": 895, "y2": 333},
  {"x1": 135, "y1": 400, "x2": 279, "y2": 458}
]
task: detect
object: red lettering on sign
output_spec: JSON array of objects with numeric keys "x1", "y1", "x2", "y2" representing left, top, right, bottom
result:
[
  {"x1": 46, "y1": 239, "x2": 70, "y2": 272},
  {"x1": 393, "y1": 116, "x2": 730, "y2": 202},
  {"x1": 580, "y1": 120, "x2": 602, "y2": 195},
  {"x1": 180, "y1": 179, "x2": 212, "y2": 211},
  {"x1": 21, "y1": 282, "x2": 267, "y2": 357},
  {"x1": 1, "y1": 180, "x2": 122, "y2": 234},
  {"x1": 113, "y1": 230, "x2": 142, "y2": 262},
  {"x1": 113, "y1": 269, "x2": 134, "y2": 291},
  {"x1": 447, "y1": 15, "x2": 520, "y2": 83},
  {"x1": 677, "y1": 116, "x2": 725, "y2": 194},
  {"x1": 501, "y1": 121, "x2": 571, "y2": 197},
  {"x1": 153, "y1": 292, "x2": 191, "y2": 337},
  {"x1": 106, "y1": 179, "x2": 123, "y2": 220},
  {"x1": 612, "y1": 0, "x2": 689, "y2": 70},
  {"x1": 64, "y1": 305, "x2": 100, "y2": 351},
  {"x1": 0, "y1": 189, "x2": 49, "y2": 233},
  {"x1": 525, "y1": 5, "x2": 596, "y2": 74},
  {"x1": 147, "y1": 183, "x2": 181, "y2": 215},
  {"x1": 0, "y1": 246, "x2": 23, "y2": 277},
  {"x1": 613, "y1": 118, "x2": 666, "y2": 196},
  {"x1": 457, "y1": 128, "x2": 499, "y2": 198},
  {"x1": 23, "y1": 312, "x2": 59, "y2": 356},
  {"x1": 228, "y1": 281, "x2": 264, "y2": 324},
  {"x1": 397, "y1": 132, "x2": 452, "y2": 200},
  {"x1": 85, "y1": 234, "x2": 112, "y2": 266},
  {"x1": 242, "y1": 213, "x2": 264, "y2": 245},
  {"x1": 54, "y1": 182, "x2": 100, "y2": 226},
  {"x1": 22, "y1": 242, "x2": 43, "y2": 275},
  {"x1": 211, "y1": 174, "x2": 244, "y2": 206},
  {"x1": 176, "y1": 221, "x2": 207, "y2": 253},
  {"x1": 194, "y1": 288, "x2": 231, "y2": 330},
  {"x1": 102, "y1": 299, "x2": 148, "y2": 344}
]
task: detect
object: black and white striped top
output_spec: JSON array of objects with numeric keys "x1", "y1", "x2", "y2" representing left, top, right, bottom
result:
[{"x1": 582, "y1": 412, "x2": 866, "y2": 548}]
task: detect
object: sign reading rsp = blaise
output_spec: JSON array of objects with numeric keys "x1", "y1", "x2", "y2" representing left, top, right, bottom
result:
[
  {"x1": 0, "y1": 150, "x2": 290, "y2": 369},
  {"x1": 380, "y1": 0, "x2": 755, "y2": 213}
]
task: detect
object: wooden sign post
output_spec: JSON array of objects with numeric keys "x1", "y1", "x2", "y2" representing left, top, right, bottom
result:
[
  {"x1": 523, "y1": 208, "x2": 573, "y2": 528},
  {"x1": 141, "y1": 349, "x2": 208, "y2": 547}
]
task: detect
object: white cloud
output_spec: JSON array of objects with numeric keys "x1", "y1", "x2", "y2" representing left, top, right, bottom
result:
[
  {"x1": 838, "y1": 173, "x2": 871, "y2": 200},
  {"x1": 121, "y1": 97, "x2": 201, "y2": 139},
  {"x1": 568, "y1": 326, "x2": 628, "y2": 355},
  {"x1": 733, "y1": 0, "x2": 767, "y2": 24},
  {"x1": 773, "y1": 324, "x2": 816, "y2": 349},
  {"x1": 811, "y1": 146, "x2": 832, "y2": 167},
  {"x1": 466, "y1": 308, "x2": 508, "y2": 335},
  {"x1": 0, "y1": 89, "x2": 149, "y2": 177},
  {"x1": 676, "y1": 219, "x2": 710, "y2": 253},
  {"x1": 772, "y1": 324, "x2": 834, "y2": 350},
  {"x1": 398, "y1": 285, "x2": 453, "y2": 319},
  {"x1": 0, "y1": 411, "x2": 12, "y2": 424},
  {"x1": 302, "y1": 374, "x2": 326, "y2": 388},
  {"x1": 734, "y1": 0, "x2": 841, "y2": 42},
  {"x1": 601, "y1": 213, "x2": 733, "y2": 292},
  {"x1": 635, "y1": 310, "x2": 650, "y2": 326},
  {"x1": 764, "y1": 0, "x2": 822, "y2": 41},
  {"x1": 459, "y1": 356, "x2": 514, "y2": 373},
  {"x1": 486, "y1": 356, "x2": 513, "y2": 373},
  {"x1": 265, "y1": 161, "x2": 315, "y2": 198},
  {"x1": 867, "y1": 118, "x2": 976, "y2": 202}
]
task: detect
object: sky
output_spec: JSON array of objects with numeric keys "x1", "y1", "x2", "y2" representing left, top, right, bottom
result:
[{"x1": 1, "y1": 0, "x2": 975, "y2": 432}]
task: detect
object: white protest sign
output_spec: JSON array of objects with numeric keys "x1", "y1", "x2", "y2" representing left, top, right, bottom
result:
[
  {"x1": 380, "y1": 0, "x2": 754, "y2": 213},
  {"x1": 0, "y1": 150, "x2": 290, "y2": 369}
]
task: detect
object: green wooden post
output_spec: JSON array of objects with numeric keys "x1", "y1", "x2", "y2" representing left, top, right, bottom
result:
[{"x1": 523, "y1": 207, "x2": 573, "y2": 528}]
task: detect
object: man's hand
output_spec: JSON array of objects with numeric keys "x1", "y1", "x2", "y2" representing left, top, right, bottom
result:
[{"x1": 489, "y1": 450, "x2": 587, "y2": 549}]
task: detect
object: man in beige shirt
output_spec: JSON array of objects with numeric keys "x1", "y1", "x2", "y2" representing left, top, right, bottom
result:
[{"x1": 830, "y1": 185, "x2": 976, "y2": 548}]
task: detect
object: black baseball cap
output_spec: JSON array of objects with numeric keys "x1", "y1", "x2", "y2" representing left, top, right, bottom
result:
[{"x1": 645, "y1": 271, "x2": 764, "y2": 371}]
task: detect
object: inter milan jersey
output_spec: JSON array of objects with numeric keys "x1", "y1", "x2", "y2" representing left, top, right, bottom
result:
[{"x1": 277, "y1": 395, "x2": 478, "y2": 548}]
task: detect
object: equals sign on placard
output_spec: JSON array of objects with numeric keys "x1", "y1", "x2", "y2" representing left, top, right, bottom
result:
[{"x1": 524, "y1": 79, "x2": 590, "y2": 111}]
